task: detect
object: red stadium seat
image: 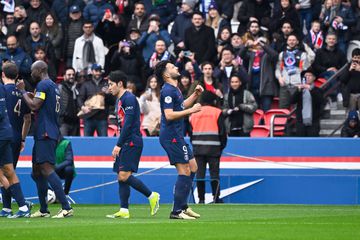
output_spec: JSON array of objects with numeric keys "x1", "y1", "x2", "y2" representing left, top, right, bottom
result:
[
  {"x1": 271, "y1": 97, "x2": 279, "y2": 109},
  {"x1": 250, "y1": 125, "x2": 270, "y2": 137},
  {"x1": 108, "y1": 124, "x2": 118, "y2": 137},
  {"x1": 253, "y1": 109, "x2": 264, "y2": 125},
  {"x1": 314, "y1": 78, "x2": 327, "y2": 88},
  {"x1": 264, "y1": 109, "x2": 290, "y2": 136}
]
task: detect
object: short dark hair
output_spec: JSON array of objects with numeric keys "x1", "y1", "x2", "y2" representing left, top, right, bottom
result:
[
  {"x1": 192, "y1": 11, "x2": 204, "y2": 19},
  {"x1": 352, "y1": 48, "x2": 360, "y2": 57},
  {"x1": 200, "y1": 61, "x2": 214, "y2": 70},
  {"x1": 108, "y1": 70, "x2": 127, "y2": 87},
  {"x1": 154, "y1": 60, "x2": 171, "y2": 85},
  {"x1": 2, "y1": 61, "x2": 18, "y2": 80},
  {"x1": 83, "y1": 20, "x2": 93, "y2": 26},
  {"x1": 64, "y1": 67, "x2": 75, "y2": 73}
]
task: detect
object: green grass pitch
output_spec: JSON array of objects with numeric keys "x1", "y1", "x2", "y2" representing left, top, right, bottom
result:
[{"x1": 1, "y1": 204, "x2": 360, "y2": 240}]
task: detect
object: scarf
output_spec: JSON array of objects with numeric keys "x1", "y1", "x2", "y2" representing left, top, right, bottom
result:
[
  {"x1": 228, "y1": 86, "x2": 244, "y2": 130},
  {"x1": 252, "y1": 50, "x2": 263, "y2": 73},
  {"x1": 283, "y1": 49, "x2": 300, "y2": 75},
  {"x1": 310, "y1": 30, "x2": 323, "y2": 48},
  {"x1": 149, "y1": 51, "x2": 170, "y2": 68},
  {"x1": 302, "y1": 86, "x2": 313, "y2": 126},
  {"x1": 83, "y1": 38, "x2": 96, "y2": 70}
]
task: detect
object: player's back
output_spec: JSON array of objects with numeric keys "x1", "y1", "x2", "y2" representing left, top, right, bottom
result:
[
  {"x1": 116, "y1": 91, "x2": 142, "y2": 144},
  {"x1": 159, "y1": 83, "x2": 184, "y2": 141},
  {"x1": 34, "y1": 79, "x2": 60, "y2": 141},
  {"x1": 0, "y1": 84, "x2": 13, "y2": 140},
  {"x1": 4, "y1": 83, "x2": 31, "y2": 141}
]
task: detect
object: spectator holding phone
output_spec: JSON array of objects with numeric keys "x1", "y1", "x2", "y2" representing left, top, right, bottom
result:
[{"x1": 83, "y1": 0, "x2": 114, "y2": 27}]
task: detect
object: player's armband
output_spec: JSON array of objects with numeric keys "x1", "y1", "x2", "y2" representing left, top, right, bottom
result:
[{"x1": 35, "y1": 92, "x2": 46, "y2": 100}]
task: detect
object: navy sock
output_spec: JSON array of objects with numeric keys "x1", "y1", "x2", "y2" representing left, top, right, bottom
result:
[
  {"x1": 125, "y1": 175, "x2": 151, "y2": 198},
  {"x1": 47, "y1": 172, "x2": 71, "y2": 210},
  {"x1": 118, "y1": 181, "x2": 130, "y2": 209},
  {"x1": 32, "y1": 174, "x2": 48, "y2": 213},
  {"x1": 9, "y1": 183, "x2": 26, "y2": 208},
  {"x1": 181, "y1": 172, "x2": 196, "y2": 209},
  {"x1": 172, "y1": 175, "x2": 191, "y2": 214},
  {"x1": 1, "y1": 187, "x2": 12, "y2": 209}
]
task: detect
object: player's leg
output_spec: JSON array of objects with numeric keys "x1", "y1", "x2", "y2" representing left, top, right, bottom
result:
[
  {"x1": 208, "y1": 156, "x2": 222, "y2": 203},
  {"x1": 31, "y1": 164, "x2": 50, "y2": 217},
  {"x1": 62, "y1": 166, "x2": 75, "y2": 195},
  {"x1": 0, "y1": 170, "x2": 12, "y2": 217},
  {"x1": 195, "y1": 156, "x2": 207, "y2": 203}
]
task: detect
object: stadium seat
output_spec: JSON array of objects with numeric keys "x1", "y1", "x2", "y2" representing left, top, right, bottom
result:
[
  {"x1": 253, "y1": 109, "x2": 264, "y2": 125},
  {"x1": 250, "y1": 125, "x2": 270, "y2": 137},
  {"x1": 264, "y1": 109, "x2": 291, "y2": 136},
  {"x1": 271, "y1": 97, "x2": 279, "y2": 109},
  {"x1": 108, "y1": 124, "x2": 118, "y2": 137},
  {"x1": 314, "y1": 78, "x2": 327, "y2": 88},
  {"x1": 80, "y1": 124, "x2": 84, "y2": 137}
]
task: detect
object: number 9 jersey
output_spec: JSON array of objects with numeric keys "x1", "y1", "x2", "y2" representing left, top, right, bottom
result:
[{"x1": 34, "y1": 79, "x2": 61, "y2": 140}]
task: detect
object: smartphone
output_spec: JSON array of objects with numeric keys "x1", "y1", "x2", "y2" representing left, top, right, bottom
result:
[
  {"x1": 183, "y1": 51, "x2": 192, "y2": 57},
  {"x1": 105, "y1": 9, "x2": 111, "y2": 19}
]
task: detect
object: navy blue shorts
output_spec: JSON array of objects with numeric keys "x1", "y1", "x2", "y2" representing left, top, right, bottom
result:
[
  {"x1": 113, "y1": 145, "x2": 143, "y2": 173},
  {"x1": 0, "y1": 140, "x2": 13, "y2": 167},
  {"x1": 11, "y1": 140, "x2": 21, "y2": 168},
  {"x1": 160, "y1": 139, "x2": 194, "y2": 165},
  {"x1": 32, "y1": 139, "x2": 57, "y2": 165}
]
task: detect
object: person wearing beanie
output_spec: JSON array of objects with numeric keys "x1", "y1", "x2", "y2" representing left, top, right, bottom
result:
[
  {"x1": 341, "y1": 110, "x2": 360, "y2": 137},
  {"x1": 205, "y1": 1, "x2": 230, "y2": 38}
]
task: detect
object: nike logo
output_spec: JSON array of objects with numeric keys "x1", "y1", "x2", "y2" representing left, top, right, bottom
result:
[{"x1": 193, "y1": 178, "x2": 264, "y2": 204}]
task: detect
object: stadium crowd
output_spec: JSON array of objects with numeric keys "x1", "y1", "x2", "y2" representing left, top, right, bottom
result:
[{"x1": 0, "y1": 0, "x2": 360, "y2": 138}]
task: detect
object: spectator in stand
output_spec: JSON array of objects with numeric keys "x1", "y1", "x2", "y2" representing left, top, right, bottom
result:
[
  {"x1": 127, "y1": 1, "x2": 149, "y2": 34},
  {"x1": 175, "y1": 51, "x2": 202, "y2": 83},
  {"x1": 205, "y1": 2, "x2": 230, "y2": 38},
  {"x1": 237, "y1": 0, "x2": 272, "y2": 35},
  {"x1": 272, "y1": 21, "x2": 296, "y2": 53},
  {"x1": 184, "y1": 11, "x2": 216, "y2": 64},
  {"x1": 148, "y1": 39, "x2": 175, "y2": 76},
  {"x1": 12, "y1": 5, "x2": 30, "y2": 48},
  {"x1": 26, "y1": 0, "x2": 49, "y2": 26},
  {"x1": 312, "y1": 33, "x2": 347, "y2": 102},
  {"x1": 0, "y1": 35, "x2": 32, "y2": 90},
  {"x1": 230, "y1": 32, "x2": 245, "y2": 57},
  {"x1": 41, "y1": 13, "x2": 63, "y2": 63},
  {"x1": 319, "y1": 0, "x2": 333, "y2": 22},
  {"x1": 95, "y1": 12, "x2": 126, "y2": 48},
  {"x1": 0, "y1": 21, "x2": 7, "y2": 55},
  {"x1": 216, "y1": 26, "x2": 232, "y2": 57},
  {"x1": 275, "y1": 34, "x2": 311, "y2": 109},
  {"x1": 51, "y1": 0, "x2": 86, "y2": 26},
  {"x1": 294, "y1": 0, "x2": 313, "y2": 33},
  {"x1": 75, "y1": 70, "x2": 87, "y2": 89},
  {"x1": 128, "y1": 27, "x2": 142, "y2": 43},
  {"x1": 271, "y1": 0, "x2": 301, "y2": 35},
  {"x1": 341, "y1": 48, "x2": 360, "y2": 111},
  {"x1": 142, "y1": 0, "x2": 177, "y2": 29},
  {"x1": 292, "y1": 68, "x2": 324, "y2": 137},
  {"x1": 110, "y1": 39, "x2": 145, "y2": 93},
  {"x1": 189, "y1": 91, "x2": 227, "y2": 204},
  {"x1": 77, "y1": 64, "x2": 112, "y2": 136},
  {"x1": 348, "y1": 0, "x2": 360, "y2": 46},
  {"x1": 199, "y1": 0, "x2": 235, "y2": 21},
  {"x1": 83, "y1": 0, "x2": 115, "y2": 27},
  {"x1": 189, "y1": 61, "x2": 223, "y2": 106},
  {"x1": 214, "y1": 47, "x2": 249, "y2": 94},
  {"x1": 304, "y1": 20, "x2": 324, "y2": 52},
  {"x1": 33, "y1": 46, "x2": 57, "y2": 82},
  {"x1": 58, "y1": 67, "x2": 80, "y2": 136},
  {"x1": 5, "y1": 14, "x2": 16, "y2": 36},
  {"x1": 341, "y1": 110, "x2": 360, "y2": 137},
  {"x1": 240, "y1": 33, "x2": 278, "y2": 112},
  {"x1": 139, "y1": 75, "x2": 161, "y2": 136},
  {"x1": 72, "y1": 21, "x2": 106, "y2": 73},
  {"x1": 179, "y1": 71, "x2": 193, "y2": 98},
  {"x1": 137, "y1": 14, "x2": 171, "y2": 63},
  {"x1": 222, "y1": 74, "x2": 257, "y2": 136},
  {"x1": 170, "y1": 0, "x2": 195, "y2": 55}
]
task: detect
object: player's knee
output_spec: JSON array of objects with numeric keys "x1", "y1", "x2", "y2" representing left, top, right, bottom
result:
[
  {"x1": 64, "y1": 166, "x2": 74, "y2": 176},
  {"x1": 118, "y1": 172, "x2": 131, "y2": 182}
]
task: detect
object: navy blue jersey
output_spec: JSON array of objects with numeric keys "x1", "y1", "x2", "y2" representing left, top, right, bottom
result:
[
  {"x1": 0, "y1": 84, "x2": 13, "y2": 140},
  {"x1": 4, "y1": 83, "x2": 31, "y2": 142},
  {"x1": 115, "y1": 91, "x2": 142, "y2": 147},
  {"x1": 34, "y1": 79, "x2": 61, "y2": 140},
  {"x1": 160, "y1": 83, "x2": 184, "y2": 141}
]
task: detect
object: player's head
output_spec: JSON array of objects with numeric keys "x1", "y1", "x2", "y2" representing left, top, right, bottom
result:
[
  {"x1": 108, "y1": 70, "x2": 127, "y2": 96},
  {"x1": 31, "y1": 60, "x2": 48, "y2": 83},
  {"x1": 154, "y1": 60, "x2": 180, "y2": 84},
  {"x1": 2, "y1": 61, "x2": 18, "y2": 81}
]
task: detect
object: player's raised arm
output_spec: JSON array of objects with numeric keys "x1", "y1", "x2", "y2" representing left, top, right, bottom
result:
[
  {"x1": 16, "y1": 80, "x2": 44, "y2": 111},
  {"x1": 184, "y1": 84, "x2": 203, "y2": 108},
  {"x1": 164, "y1": 103, "x2": 201, "y2": 121}
]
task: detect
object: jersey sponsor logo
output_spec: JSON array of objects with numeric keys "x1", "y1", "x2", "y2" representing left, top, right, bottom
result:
[
  {"x1": 35, "y1": 91, "x2": 46, "y2": 100},
  {"x1": 164, "y1": 96, "x2": 172, "y2": 104},
  {"x1": 125, "y1": 106, "x2": 133, "y2": 111}
]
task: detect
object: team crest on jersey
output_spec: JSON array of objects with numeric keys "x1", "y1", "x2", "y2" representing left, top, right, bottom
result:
[{"x1": 165, "y1": 96, "x2": 172, "y2": 103}]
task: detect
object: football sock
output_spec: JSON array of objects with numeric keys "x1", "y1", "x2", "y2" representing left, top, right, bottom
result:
[
  {"x1": 47, "y1": 172, "x2": 71, "y2": 210},
  {"x1": 173, "y1": 175, "x2": 191, "y2": 214},
  {"x1": 118, "y1": 181, "x2": 130, "y2": 209},
  {"x1": 125, "y1": 175, "x2": 151, "y2": 198},
  {"x1": 32, "y1": 174, "x2": 48, "y2": 213},
  {"x1": 63, "y1": 166, "x2": 74, "y2": 195},
  {"x1": 181, "y1": 172, "x2": 196, "y2": 209},
  {"x1": 1, "y1": 187, "x2": 12, "y2": 209},
  {"x1": 9, "y1": 183, "x2": 27, "y2": 209}
]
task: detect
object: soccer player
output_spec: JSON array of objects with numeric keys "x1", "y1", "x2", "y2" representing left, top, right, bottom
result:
[
  {"x1": 106, "y1": 70, "x2": 160, "y2": 219},
  {"x1": 155, "y1": 60, "x2": 203, "y2": 220},
  {"x1": 0, "y1": 62, "x2": 31, "y2": 217},
  {"x1": 0, "y1": 66, "x2": 31, "y2": 218},
  {"x1": 16, "y1": 60, "x2": 73, "y2": 218}
]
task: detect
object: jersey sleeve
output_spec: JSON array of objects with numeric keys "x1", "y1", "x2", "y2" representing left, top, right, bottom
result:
[
  {"x1": 116, "y1": 96, "x2": 136, "y2": 147},
  {"x1": 0, "y1": 86, "x2": 6, "y2": 120},
  {"x1": 161, "y1": 87, "x2": 175, "y2": 110},
  {"x1": 34, "y1": 81, "x2": 47, "y2": 100}
]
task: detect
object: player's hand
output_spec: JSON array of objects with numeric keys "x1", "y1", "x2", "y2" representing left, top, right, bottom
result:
[
  {"x1": 20, "y1": 142, "x2": 25, "y2": 152},
  {"x1": 112, "y1": 146, "x2": 121, "y2": 158},
  {"x1": 194, "y1": 85, "x2": 204, "y2": 97},
  {"x1": 191, "y1": 103, "x2": 202, "y2": 113},
  {"x1": 16, "y1": 79, "x2": 25, "y2": 91}
]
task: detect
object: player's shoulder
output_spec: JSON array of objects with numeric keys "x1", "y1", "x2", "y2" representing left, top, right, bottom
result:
[{"x1": 161, "y1": 83, "x2": 176, "y2": 96}]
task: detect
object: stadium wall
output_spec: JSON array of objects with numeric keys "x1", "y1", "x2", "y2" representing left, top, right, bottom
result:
[{"x1": 16, "y1": 137, "x2": 360, "y2": 205}]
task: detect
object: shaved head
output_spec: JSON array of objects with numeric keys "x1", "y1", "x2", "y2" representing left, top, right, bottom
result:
[
  {"x1": 31, "y1": 60, "x2": 48, "y2": 72},
  {"x1": 31, "y1": 60, "x2": 49, "y2": 83}
]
